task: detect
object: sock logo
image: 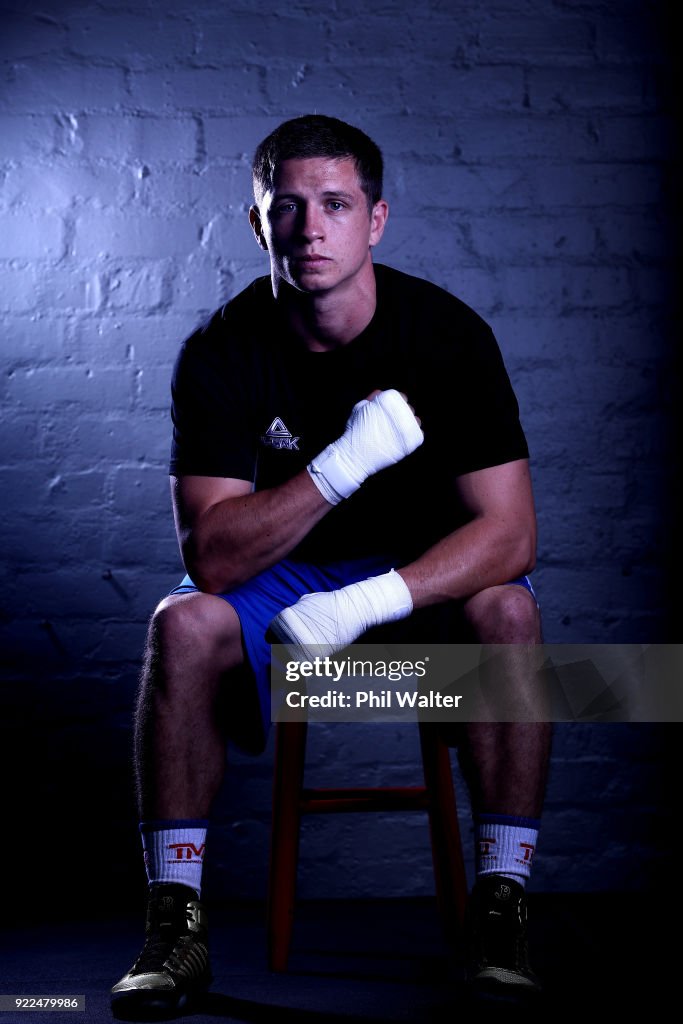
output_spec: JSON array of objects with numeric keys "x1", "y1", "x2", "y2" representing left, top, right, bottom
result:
[
  {"x1": 167, "y1": 842, "x2": 205, "y2": 862},
  {"x1": 478, "y1": 836, "x2": 497, "y2": 857},
  {"x1": 261, "y1": 417, "x2": 300, "y2": 450},
  {"x1": 517, "y1": 841, "x2": 535, "y2": 865}
]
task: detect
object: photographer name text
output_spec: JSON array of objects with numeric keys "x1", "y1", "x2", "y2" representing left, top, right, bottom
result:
[{"x1": 285, "y1": 689, "x2": 463, "y2": 709}]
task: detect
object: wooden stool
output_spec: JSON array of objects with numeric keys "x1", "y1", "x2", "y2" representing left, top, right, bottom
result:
[{"x1": 267, "y1": 720, "x2": 469, "y2": 971}]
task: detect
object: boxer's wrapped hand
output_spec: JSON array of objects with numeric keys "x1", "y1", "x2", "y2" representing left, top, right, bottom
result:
[
  {"x1": 268, "y1": 569, "x2": 413, "y2": 660},
  {"x1": 307, "y1": 389, "x2": 423, "y2": 505}
]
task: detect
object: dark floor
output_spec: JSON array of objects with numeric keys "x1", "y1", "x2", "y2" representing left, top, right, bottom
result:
[{"x1": 4, "y1": 894, "x2": 663, "y2": 1023}]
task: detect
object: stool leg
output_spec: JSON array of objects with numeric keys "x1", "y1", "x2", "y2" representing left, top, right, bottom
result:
[
  {"x1": 419, "y1": 723, "x2": 469, "y2": 941},
  {"x1": 267, "y1": 721, "x2": 308, "y2": 971}
]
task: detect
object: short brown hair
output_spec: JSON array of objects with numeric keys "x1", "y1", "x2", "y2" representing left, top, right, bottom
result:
[{"x1": 252, "y1": 114, "x2": 384, "y2": 210}]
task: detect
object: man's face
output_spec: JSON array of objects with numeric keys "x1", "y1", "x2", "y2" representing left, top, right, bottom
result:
[{"x1": 250, "y1": 156, "x2": 388, "y2": 296}]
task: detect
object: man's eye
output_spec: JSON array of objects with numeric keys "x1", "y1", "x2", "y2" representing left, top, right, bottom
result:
[
  {"x1": 275, "y1": 203, "x2": 296, "y2": 214},
  {"x1": 327, "y1": 201, "x2": 345, "y2": 211}
]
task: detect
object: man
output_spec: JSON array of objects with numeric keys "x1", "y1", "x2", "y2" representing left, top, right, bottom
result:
[{"x1": 111, "y1": 114, "x2": 552, "y2": 1018}]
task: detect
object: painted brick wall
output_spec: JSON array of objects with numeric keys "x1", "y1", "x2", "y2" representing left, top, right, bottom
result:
[{"x1": 1, "y1": 1, "x2": 677, "y2": 911}]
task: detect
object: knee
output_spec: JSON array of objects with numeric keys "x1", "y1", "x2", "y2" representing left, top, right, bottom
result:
[
  {"x1": 462, "y1": 585, "x2": 541, "y2": 644},
  {"x1": 148, "y1": 592, "x2": 243, "y2": 669}
]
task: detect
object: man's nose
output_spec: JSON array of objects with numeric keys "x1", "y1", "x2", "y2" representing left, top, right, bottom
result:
[{"x1": 298, "y1": 205, "x2": 324, "y2": 241}]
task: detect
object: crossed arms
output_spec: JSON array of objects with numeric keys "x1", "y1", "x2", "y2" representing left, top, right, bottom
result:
[{"x1": 171, "y1": 390, "x2": 536, "y2": 610}]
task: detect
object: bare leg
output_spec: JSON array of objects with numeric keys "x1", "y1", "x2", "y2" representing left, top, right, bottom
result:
[
  {"x1": 134, "y1": 591, "x2": 245, "y2": 819},
  {"x1": 112, "y1": 593, "x2": 236, "y2": 1012},
  {"x1": 456, "y1": 585, "x2": 552, "y2": 818}
]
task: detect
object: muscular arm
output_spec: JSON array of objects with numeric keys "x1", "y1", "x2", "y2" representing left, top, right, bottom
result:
[
  {"x1": 399, "y1": 458, "x2": 537, "y2": 609},
  {"x1": 171, "y1": 471, "x2": 332, "y2": 594},
  {"x1": 172, "y1": 388, "x2": 423, "y2": 595}
]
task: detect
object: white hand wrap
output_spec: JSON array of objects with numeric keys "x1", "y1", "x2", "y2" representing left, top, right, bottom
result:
[
  {"x1": 268, "y1": 569, "x2": 413, "y2": 660},
  {"x1": 307, "y1": 389, "x2": 424, "y2": 505}
]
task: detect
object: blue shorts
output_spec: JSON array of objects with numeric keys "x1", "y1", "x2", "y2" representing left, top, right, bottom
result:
[{"x1": 169, "y1": 558, "x2": 536, "y2": 750}]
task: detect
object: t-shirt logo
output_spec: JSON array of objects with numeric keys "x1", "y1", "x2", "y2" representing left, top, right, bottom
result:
[{"x1": 261, "y1": 416, "x2": 300, "y2": 451}]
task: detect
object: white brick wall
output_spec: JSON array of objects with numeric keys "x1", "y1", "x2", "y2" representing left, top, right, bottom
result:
[{"x1": 0, "y1": 0, "x2": 676, "y2": 904}]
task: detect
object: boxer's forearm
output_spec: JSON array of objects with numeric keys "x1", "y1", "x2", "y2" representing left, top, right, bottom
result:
[
  {"x1": 399, "y1": 457, "x2": 537, "y2": 608},
  {"x1": 397, "y1": 514, "x2": 536, "y2": 610},
  {"x1": 182, "y1": 470, "x2": 330, "y2": 594}
]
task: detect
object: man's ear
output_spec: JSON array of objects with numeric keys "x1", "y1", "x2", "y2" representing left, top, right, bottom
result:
[
  {"x1": 249, "y1": 205, "x2": 268, "y2": 251},
  {"x1": 369, "y1": 199, "x2": 389, "y2": 248}
]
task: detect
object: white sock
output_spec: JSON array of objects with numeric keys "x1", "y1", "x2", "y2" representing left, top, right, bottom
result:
[
  {"x1": 140, "y1": 820, "x2": 208, "y2": 897},
  {"x1": 475, "y1": 815, "x2": 540, "y2": 888},
  {"x1": 269, "y1": 570, "x2": 413, "y2": 659}
]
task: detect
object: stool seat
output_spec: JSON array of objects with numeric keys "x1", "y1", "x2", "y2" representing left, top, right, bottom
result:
[{"x1": 267, "y1": 720, "x2": 468, "y2": 971}]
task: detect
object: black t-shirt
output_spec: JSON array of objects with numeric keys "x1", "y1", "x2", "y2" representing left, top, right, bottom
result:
[{"x1": 169, "y1": 263, "x2": 529, "y2": 563}]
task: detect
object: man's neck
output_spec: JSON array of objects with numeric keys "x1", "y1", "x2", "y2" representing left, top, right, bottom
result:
[{"x1": 273, "y1": 267, "x2": 377, "y2": 352}]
